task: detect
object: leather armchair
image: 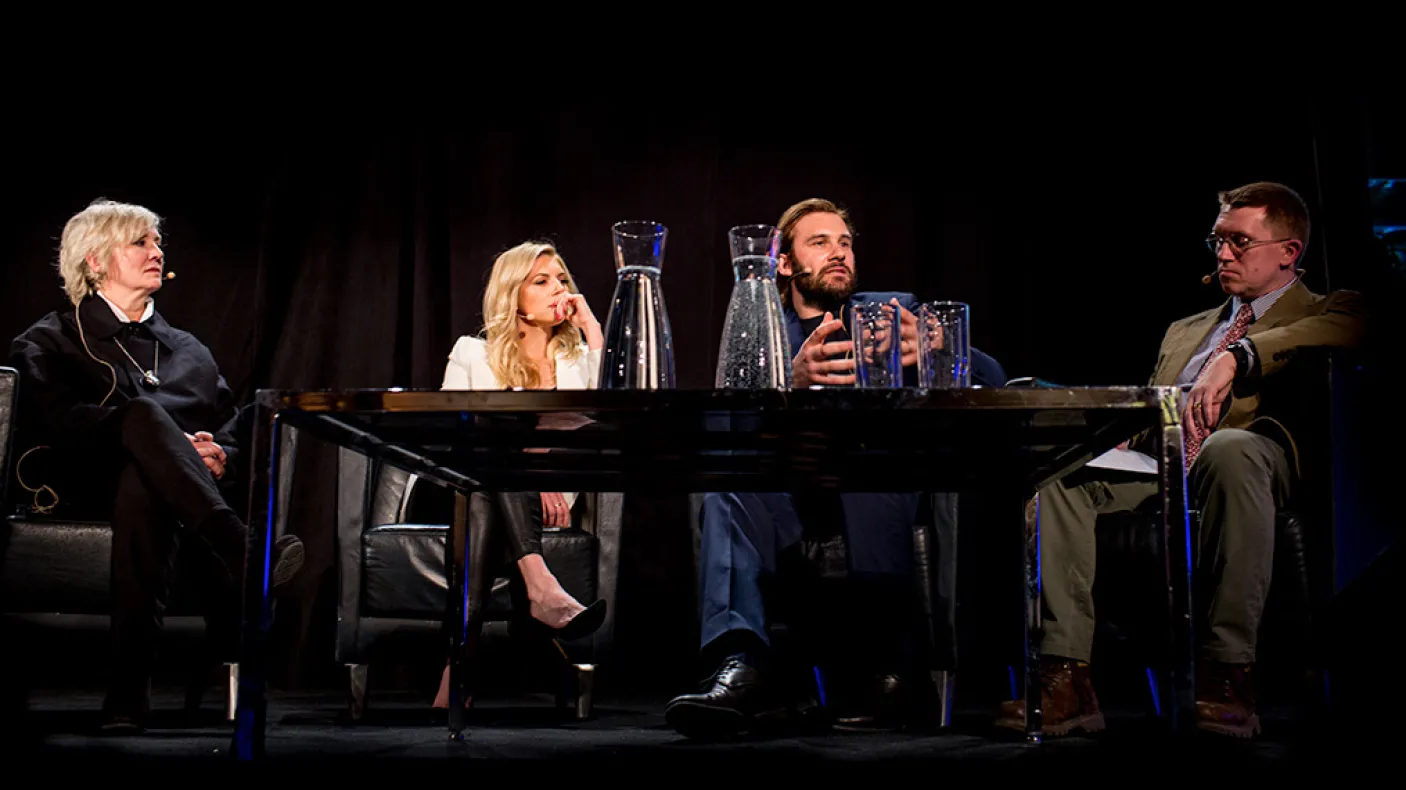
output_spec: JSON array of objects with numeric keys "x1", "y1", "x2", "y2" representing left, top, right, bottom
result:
[
  {"x1": 333, "y1": 447, "x2": 624, "y2": 720},
  {"x1": 0, "y1": 366, "x2": 298, "y2": 720},
  {"x1": 1077, "y1": 352, "x2": 1340, "y2": 713},
  {"x1": 1094, "y1": 507, "x2": 1321, "y2": 713}
]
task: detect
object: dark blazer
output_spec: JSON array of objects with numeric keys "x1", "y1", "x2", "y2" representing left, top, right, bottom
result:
[
  {"x1": 784, "y1": 290, "x2": 1007, "y2": 387},
  {"x1": 8, "y1": 295, "x2": 243, "y2": 504}
]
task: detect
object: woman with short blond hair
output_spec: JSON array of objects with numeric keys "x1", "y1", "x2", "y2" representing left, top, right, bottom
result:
[{"x1": 7, "y1": 199, "x2": 305, "y2": 732}]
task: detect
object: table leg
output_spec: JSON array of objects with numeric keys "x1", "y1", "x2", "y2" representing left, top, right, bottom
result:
[
  {"x1": 1158, "y1": 388, "x2": 1195, "y2": 734},
  {"x1": 446, "y1": 490, "x2": 470, "y2": 741},
  {"x1": 232, "y1": 401, "x2": 278, "y2": 761},
  {"x1": 1022, "y1": 491, "x2": 1043, "y2": 744}
]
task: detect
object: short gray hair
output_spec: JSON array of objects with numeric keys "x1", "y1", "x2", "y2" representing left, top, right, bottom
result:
[{"x1": 57, "y1": 199, "x2": 161, "y2": 306}]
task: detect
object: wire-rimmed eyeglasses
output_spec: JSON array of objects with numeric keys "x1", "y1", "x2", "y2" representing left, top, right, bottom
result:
[{"x1": 1205, "y1": 233, "x2": 1292, "y2": 256}]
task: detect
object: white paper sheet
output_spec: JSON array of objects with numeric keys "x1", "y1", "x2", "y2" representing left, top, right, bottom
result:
[{"x1": 1086, "y1": 448, "x2": 1159, "y2": 475}]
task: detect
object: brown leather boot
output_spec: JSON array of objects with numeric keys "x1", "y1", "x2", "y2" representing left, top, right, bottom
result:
[
  {"x1": 1196, "y1": 661, "x2": 1259, "y2": 738},
  {"x1": 995, "y1": 657, "x2": 1105, "y2": 737}
]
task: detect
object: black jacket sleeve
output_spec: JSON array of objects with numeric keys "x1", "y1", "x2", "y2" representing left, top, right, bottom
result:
[{"x1": 7, "y1": 328, "x2": 118, "y2": 447}]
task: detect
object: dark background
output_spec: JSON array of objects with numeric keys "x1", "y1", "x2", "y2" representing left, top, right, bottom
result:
[{"x1": 3, "y1": 78, "x2": 1401, "y2": 705}]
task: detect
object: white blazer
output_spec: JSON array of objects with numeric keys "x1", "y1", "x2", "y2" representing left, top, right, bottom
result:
[
  {"x1": 440, "y1": 335, "x2": 602, "y2": 510},
  {"x1": 441, "y1": 335, "x2": 601, "y2": 392}
]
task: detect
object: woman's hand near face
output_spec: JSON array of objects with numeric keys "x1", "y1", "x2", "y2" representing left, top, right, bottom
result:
[{"x1": 557, "y1": 294, "x2": 603, "y2": 350}]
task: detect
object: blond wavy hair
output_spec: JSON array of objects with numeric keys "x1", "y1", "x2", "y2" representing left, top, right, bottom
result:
[
  {"x1": 57, "y1": 199, "x2": 162, "y2": 307},
  {"x1": 482, "y1": 242, "x2": 585, "y2": 389}
]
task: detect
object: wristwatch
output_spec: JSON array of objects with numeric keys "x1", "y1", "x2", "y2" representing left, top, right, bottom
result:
[{"x1": 1227, "y1": 339, "x2": 1257, "y2": 380}]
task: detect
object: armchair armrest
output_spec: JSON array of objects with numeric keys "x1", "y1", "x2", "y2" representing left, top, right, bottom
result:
[
  {"x1": 1, "y1": 366, "x2": 18, "y2": 510},
  {"x1": 274, "y1": 424, "x2": 298, "y2": 541},
  {"x1": 585, "y1": 492, "x2": 625, "y2": 658},
  {"x1": 334, "y1": 446, "x2": 373, "y2": 663}
]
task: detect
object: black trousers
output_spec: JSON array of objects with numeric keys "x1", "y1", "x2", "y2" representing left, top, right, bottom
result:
[
  {"x1": 471, "y1": 491, "x2": 565, "y2": 561},
  {"x1": 76, "y1": 399, "x2": 246, "y2": 713}
]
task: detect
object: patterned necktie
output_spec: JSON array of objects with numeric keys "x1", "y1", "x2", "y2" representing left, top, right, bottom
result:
[{"x1": 1184, "y1": 303, "x2": 1255, "y2": 469}]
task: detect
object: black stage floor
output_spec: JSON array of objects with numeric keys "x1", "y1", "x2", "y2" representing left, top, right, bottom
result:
[{"x1": 2, "y1": 684, "x2": 1390, "y2": 773}]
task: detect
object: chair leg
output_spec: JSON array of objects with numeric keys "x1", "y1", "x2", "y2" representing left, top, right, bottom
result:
[
  {"x1": 1306, "y1": 668, "x2": 1331, "y2": 717},
  {"x1": 183, "y1": 660, "x2": 239, "y2": 722},
  {"x1": 1145, "y1": 667, "x2": 1163, "y2": 718},
  {"x1": 555, "y1": 663, "x2": 596, "y2": 720},
  {"x1": 930, "y1": 669, "x2": 955, "y2": 728},
  {"x1": 347, "y1": 663, "x2": 369, "y2": 722},
  {"x1": 225, "y1": 663, "x2": 239, "y2": 722},
  {"x1": 813, "y1": 665, "x2": 829, "y2": 709}
]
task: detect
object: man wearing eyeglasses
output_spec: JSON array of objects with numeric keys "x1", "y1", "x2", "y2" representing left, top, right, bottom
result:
[{"x1": 996, "y1": 182, "x2": 1366, "y2": 739}]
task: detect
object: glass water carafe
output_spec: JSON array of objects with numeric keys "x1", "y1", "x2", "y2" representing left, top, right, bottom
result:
[
  {"x1": 715, "y1": 224, "x2": 792, "y2": 389},
  {"x1": 598, "y1": 220, "x2": 676, "y2": 390}
]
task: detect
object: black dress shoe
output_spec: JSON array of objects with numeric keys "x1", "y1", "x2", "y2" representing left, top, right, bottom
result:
[
  {"x1": 99, "y1": 714, "x2": 146, "y2": 735},
  {"x1": 665, "y1": 657, "x2": 784, "y2": 739},
  {"x1": 100, "y1": 695, "x2": 149, "y2": 735},
  {"x1": 831, "y1": 672, "x2": 910, "y2": 732},
  {"x1": 101, "y1": 678, "x2": 151, "y2": 735}
]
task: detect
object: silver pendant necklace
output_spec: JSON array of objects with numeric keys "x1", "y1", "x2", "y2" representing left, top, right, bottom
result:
[{"x1": 112, "y1": 335, "x2": 160, "y2": 389}]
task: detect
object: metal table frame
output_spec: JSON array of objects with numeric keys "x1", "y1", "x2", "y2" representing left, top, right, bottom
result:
[{"x1": 230, "y1": 386, "x2": 1191, "y2": 758}]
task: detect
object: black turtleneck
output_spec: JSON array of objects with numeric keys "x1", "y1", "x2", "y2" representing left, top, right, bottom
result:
[{"x1": 795, "y1": 303, "x2": 851, "y2": 348}]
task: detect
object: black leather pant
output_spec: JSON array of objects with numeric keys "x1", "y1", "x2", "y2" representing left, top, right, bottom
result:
[
  {"x1": 83, "y1": 398, "x2": 245, "y2": 715},
  {"x1": 470, "y1": 491, "x2": 549, "y2": 562}
]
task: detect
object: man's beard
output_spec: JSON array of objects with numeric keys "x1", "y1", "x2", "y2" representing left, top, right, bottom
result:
[{"x1": 791, "y1": 262, "x2": 856, "y2": 311}]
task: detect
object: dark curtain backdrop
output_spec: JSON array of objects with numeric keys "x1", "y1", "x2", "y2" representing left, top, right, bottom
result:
[
  {"x1": 4, "y1": 98, "x2": 1371, "y2": 393},
  {"x1": 3, "y1": 86, "x2": 1399, "y2": 696}
]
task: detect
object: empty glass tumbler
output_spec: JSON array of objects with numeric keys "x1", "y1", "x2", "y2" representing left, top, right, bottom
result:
[
  {"x1": 916, "y1": 301, "x2": 971, "y2": 388},
  {"x1": 851, "y1": 301, "x2": 903, "y2": 388}
]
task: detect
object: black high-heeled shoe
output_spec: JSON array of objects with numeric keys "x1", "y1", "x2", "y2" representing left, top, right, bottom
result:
[{"x1": 539, "y1": 598, "x2": 607, "y2": 641}]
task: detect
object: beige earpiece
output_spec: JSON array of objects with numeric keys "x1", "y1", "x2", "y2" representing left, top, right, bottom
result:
[{"x1": 74, "y1": 308, "x2": 118, "y2": 407}]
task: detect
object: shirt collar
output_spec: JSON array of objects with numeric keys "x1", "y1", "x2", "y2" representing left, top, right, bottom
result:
[
  {"x1": 98, "y1": 291, "x2": 155, "y2": 324},
  {"x1": 1230, "y1": 276, "x2": 1299, "y2": 323},
  {"x1": 79, "y1": 293, "x2": 170, "y2": 343}
]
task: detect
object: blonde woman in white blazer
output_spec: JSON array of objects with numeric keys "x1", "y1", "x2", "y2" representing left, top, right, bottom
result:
[{"x1": 433, "y1": 241, "x2": 606, "y2": 709}]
